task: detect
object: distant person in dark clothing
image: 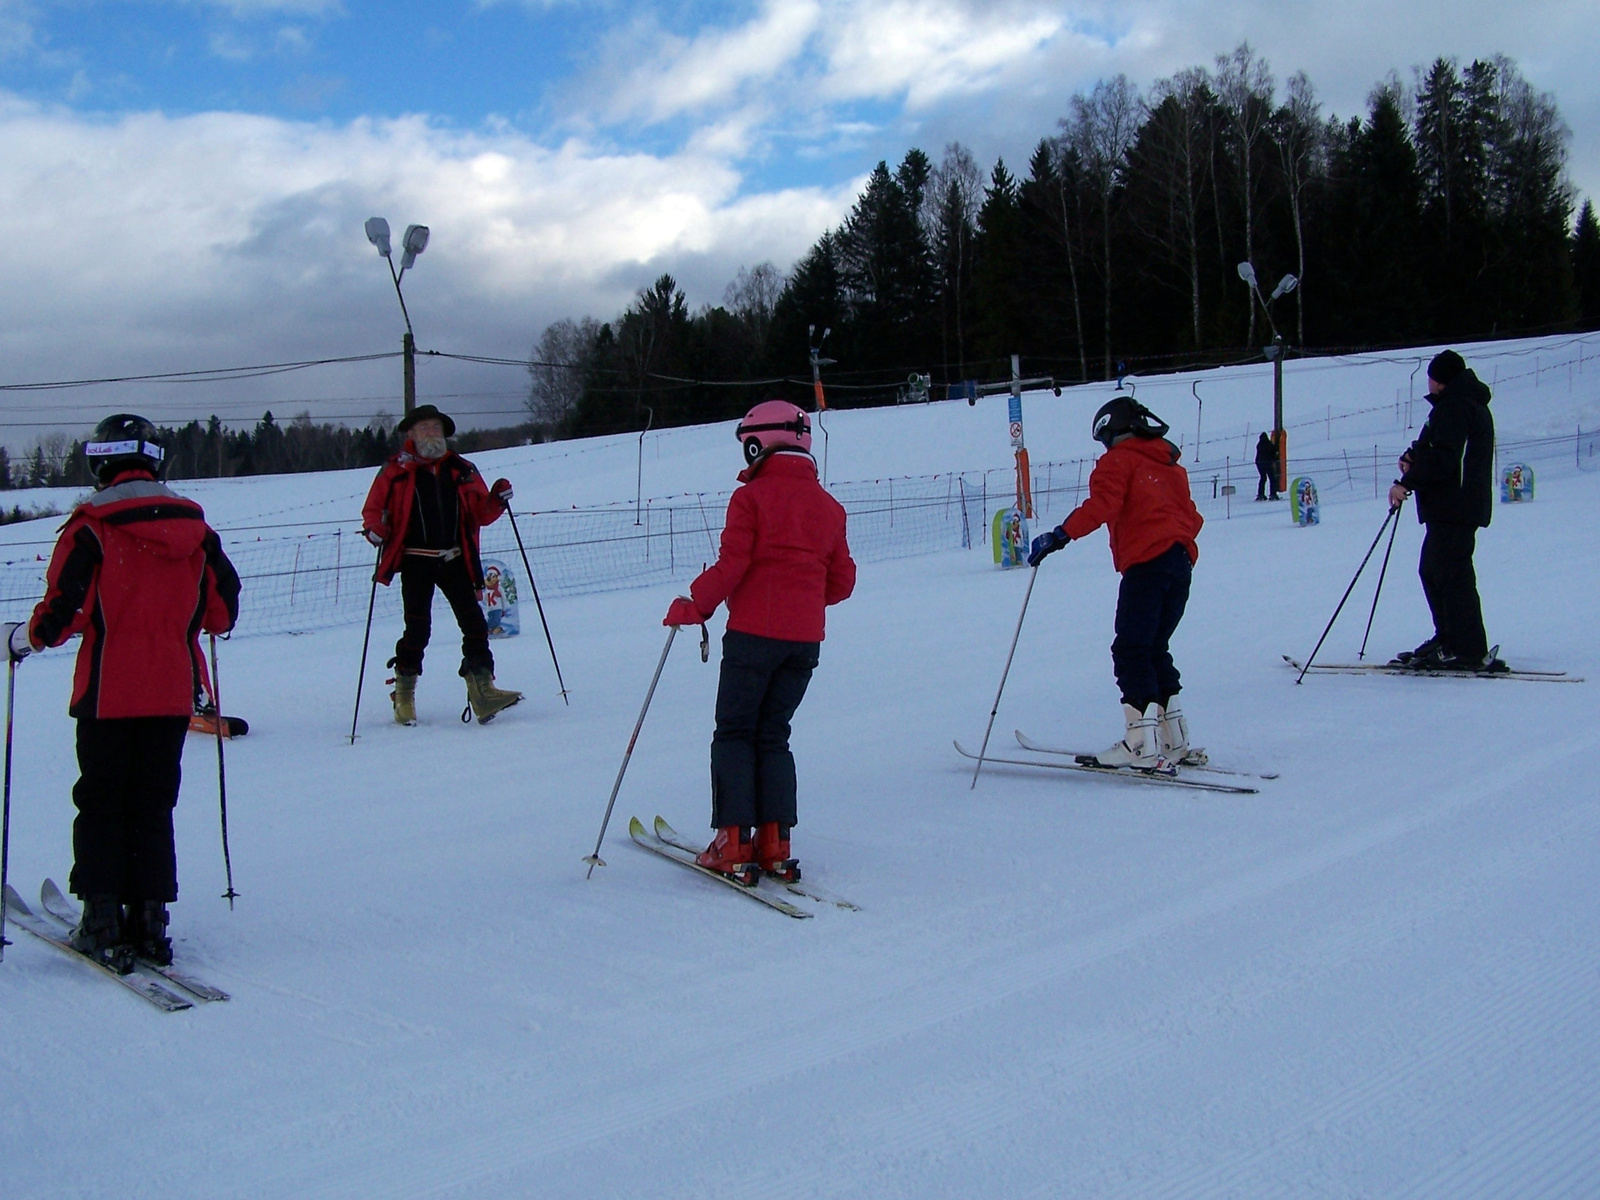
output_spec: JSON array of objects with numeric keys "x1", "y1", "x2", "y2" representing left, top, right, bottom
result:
[
  {"x1": 1388, "y1": 350, "x2": 1503, "y2": 672},
  {"x1": 1254, "y1": 432, "x2": 1280, "y2": 500}
]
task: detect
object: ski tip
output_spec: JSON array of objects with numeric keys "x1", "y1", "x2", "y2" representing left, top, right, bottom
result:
[
  {"x1": 627, "y1": 816, "x2": 647, "y2": 837},
  {"x1": 3, "y1": 882, "x2": 30, "y2": 917}
]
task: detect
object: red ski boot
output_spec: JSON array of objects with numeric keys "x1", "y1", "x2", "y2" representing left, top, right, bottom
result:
[
  {"x1": 755, "y1": 822, "x2": 800, "y2": 883},
  {"x1": 696, "y1": 826, "x2": 758, "y2": 886}
]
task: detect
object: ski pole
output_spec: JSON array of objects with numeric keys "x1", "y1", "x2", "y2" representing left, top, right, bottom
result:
[
  {"x1": 504, "y1": 507, "x2": 570, "y2": 705},
  {"x1": 971, "y1": 566, "x2": 1039, "y2": 789},
  {"x1": 348, "y1": 545, "x2": 382, "y2": 745},
  {"x1": 584, "y1": 624, "x2": 679, "y2": 878},
  {"x1": 1358, "y1": 492, "x2": 1405, "y2": 660},
  {"x1": 1296, "y1": 503, "x2": 1399, "y2": 684},
  {"x1": 0, "y1": 658, "x2": 15, "y2": 961},
  {"x1": 210, "y1": 635, "x2": 238, "y2": 908}
]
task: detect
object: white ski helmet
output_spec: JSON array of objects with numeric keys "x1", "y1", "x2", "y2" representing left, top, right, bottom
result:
[{"x1": 735, "y1": 400, "x2": 812, "y2": 465}]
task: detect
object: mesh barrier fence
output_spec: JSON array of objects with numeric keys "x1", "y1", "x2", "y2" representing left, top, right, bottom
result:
[{"x1": 0, "y1": 428, "x2": 1593, "y2": 638}]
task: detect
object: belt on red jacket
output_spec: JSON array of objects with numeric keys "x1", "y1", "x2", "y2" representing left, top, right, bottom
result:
[{"x1": 402, "y1": 547, "x2": 461, "y2": 562}]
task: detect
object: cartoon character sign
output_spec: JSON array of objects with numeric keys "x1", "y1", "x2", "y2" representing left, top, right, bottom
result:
[
  {"x1": 478, "y1": 557, "x2": 520, "y2": 637},
  {"x1": 992, "y1": 506, "x2": 1030, "y2": 569},
  {"x1": 1500, "y1": 462, "x2": 1534, "y2": 503},
  {"x1": 1290, "y1": 476, "x2": 1320, "y2": 527}
]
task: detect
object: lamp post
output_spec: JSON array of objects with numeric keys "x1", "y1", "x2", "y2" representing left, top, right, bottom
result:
[
  {"x1": 365, "y1": 217, "x2": 430, "y2": 418},
  {"x1": 1237, "y1": 261, "x2": 1298, "y2": 494}
]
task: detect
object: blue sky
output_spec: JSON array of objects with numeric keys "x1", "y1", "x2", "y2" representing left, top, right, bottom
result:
[{"x1": 0, "y1": 1, "x2": 1595, "y2": 436}]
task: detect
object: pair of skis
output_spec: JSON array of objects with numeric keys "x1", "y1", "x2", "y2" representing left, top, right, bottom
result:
[
  {"x1": 1282, "y1": 654, "x2": 1580, "y2": 683},
  {"x1": 629, "y1": 816, "x2": 860, "y2": 919},
  {"x1": 956, "y1": 733, "x2": 1269, "y2": 795},
  {"x1": 3, "y1": 880, "x2": 230, "y2": 1011}
]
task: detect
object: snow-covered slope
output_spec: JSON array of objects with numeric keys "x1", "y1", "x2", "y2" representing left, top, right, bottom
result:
[{"x1": 1, "y1": 334, "x2": 1598, "y2": 1198}]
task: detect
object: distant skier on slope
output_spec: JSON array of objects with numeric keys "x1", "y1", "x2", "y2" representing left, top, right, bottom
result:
[
  {"x1": 1254, "y1": 431, "x2": 1281, "y2": 501},
  {"x1": 1387, "y1": 350, "x2": 1504, "y2": 673},
  {"x1": 661, "y1": 400, "x2": 856, "y2": 884},
  {"x1": 1027, "y1": 397, "x2": 1204, "y2": 772},
  {"x1": 3, "y1": 415, "x2": 240, "y2": 972},
  {"x1": 361, "y1": 405, "x2": 523, "y2": 724}
]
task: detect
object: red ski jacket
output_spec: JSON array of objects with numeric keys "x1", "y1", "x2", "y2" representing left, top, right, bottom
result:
[
  {"x1": 30, "y1": 471, "x2": 241, "y2": 720},
  {"x1": 361, "y1": 444, "x2": 504, "y2": 588},
  {"x1": 690, "y1": 452, "x2": 855, "y2": 643},
  {"x1": 1062, "y1": 437, "x2": 1203, "y2": 573}
]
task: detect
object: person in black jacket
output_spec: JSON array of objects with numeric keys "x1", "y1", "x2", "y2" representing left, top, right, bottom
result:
[
  {"x1": 1387, "y1": 350, "x2": 1503, "y2": 672},
  {"x1": 1254, "y1": 432, "x2": 1280, "y2": 500}
]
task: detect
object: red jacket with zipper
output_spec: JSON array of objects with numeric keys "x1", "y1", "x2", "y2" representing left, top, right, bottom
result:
[
  {"x1": 690, "y1": 452, "x2": 855, "y2": 643},
  {"x1": 361, "y1": 443, "x2": 504, "y2": 587},
  {"x1": 30, "y1": 471, "x2": 241, "y2": 719},
  {"x1": 1062, "y1": 436, "x2": 1203, "y2": 573}
]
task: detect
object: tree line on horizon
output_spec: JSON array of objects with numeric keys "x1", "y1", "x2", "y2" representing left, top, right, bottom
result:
[{"x1": 535, "y1": 45, "x2": 1600, "y2": 440}]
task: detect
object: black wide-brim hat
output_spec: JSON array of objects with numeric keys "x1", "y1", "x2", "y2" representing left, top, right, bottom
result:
[{"x1": 396, "y1": 405, "x2": 456, "y2": 437}]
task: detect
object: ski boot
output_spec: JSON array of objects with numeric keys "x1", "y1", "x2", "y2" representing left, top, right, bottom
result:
[
  {"x1": 125, "y1": 900, "x2": 173, "y2": 967},
  {"x1": 464, "y1": 671, "x2": 522, "y2": 724},
  {"x1": 1390, "y1": 636, "x2": 1441, "y2": 667},
  {"x1": 696, "y1": 826, "x2": 758, "y2": 886},
  {"x1": 755, "y1": 822, "x2": 800, "y2": 883},
  {"x1": 1159, "y1": 704, "x2": 1206, "y2": 767},
  {"x1": 1078, "y1": 703, "x2": 1173, "y2": 774},
  {"x1": 70, "y1": 895, "x2": 136, "y2": 975},
  {"x1": 391, "y1": 671, "x2": 418, "y2": 725}
]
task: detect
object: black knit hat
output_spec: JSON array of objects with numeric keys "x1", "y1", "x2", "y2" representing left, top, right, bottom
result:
[
  {"x1": 396, "y1": 404, "x2": 456, "y2": 437},
  {"x1": 1427, "y1": 350, "x2": 1466, "y2": 385}
]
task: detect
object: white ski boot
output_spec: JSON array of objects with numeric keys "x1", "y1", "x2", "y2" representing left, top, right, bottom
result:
[
  {"x1": 1085, "y1": 702, "x2": 1172, "y2": 773},
  {"x1": 1159, "y1": 704, "x2": 1206, "y2": 766}
]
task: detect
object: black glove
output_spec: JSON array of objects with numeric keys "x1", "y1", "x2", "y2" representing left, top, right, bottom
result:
[{"x1": 1027, "y1": 528, "x2": 1069, "y2": 568}]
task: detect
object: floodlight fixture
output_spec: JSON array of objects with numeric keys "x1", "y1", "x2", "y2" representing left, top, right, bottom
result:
[
  {"x1": 365, "y1": 217, "x2": 392, "y2": 257},
  {"x1": 400, "y1": 224, "x2": 430, "y2": 270},
  {"x1": 1236, "y1": 261, "x2": 1257, "y2": 285},
  {"x1": 1270, "y1": 273, "x2": 1299, "y2": 301}
]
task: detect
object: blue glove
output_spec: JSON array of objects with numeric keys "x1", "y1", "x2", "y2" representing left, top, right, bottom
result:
[{"x1": 1027, "y1": 528, "x2": 1069, "y2": 567}]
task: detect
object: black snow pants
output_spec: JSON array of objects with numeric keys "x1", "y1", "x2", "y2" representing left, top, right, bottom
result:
[
  {"x1": 69, "y1": 716, "x2": 191, "y2": 903},
  {"x1": 1111, "y1": 542, "x2": 1192, "y2": 712},
  {"x1": 394, "y1": 553, "x2": 493, "y2": 677},
  {"x1": 1256, "y1": 463, "x2": 1279, "y2": 500},
  {"x1": 1419, "y1": 523, "x2": 1488, "y2": 661},
  {"x1": 709, "y1": 630, "x2": 820, "y2": 829}
]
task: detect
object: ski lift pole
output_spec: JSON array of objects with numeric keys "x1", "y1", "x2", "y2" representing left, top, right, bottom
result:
[
  {"x1": 210, "y1": 635, "x2": 238, "y2": 908},
  {"x1": 1296, "y1": 502, "x2": 1400, "y2": 684},
  {"x1": 505, "y1": 507, "x2": 569, "y2": 705},
  {"x1": 1358, "y1": 492, "x2": 1405, "y2": 660},
  {"x1": 584, "y1": 623, "x2": 698, "y2": 877},
  {"x1": 971, "y1": 566, "x2": 1039, "y2": 788},
  {"x1": 0, "y1": 659, "x2": 15, "y2": 960}
]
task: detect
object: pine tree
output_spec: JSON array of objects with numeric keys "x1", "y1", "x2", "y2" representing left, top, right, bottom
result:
[{"x1": 1574, "y1": 201, "x2": 1600, "y2": 330}]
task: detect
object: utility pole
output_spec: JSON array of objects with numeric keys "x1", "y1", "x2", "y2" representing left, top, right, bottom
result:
[
  {"x1": 365, "y1": 218, "x2": 430, "y2": 419},
  {"x1": 808, "y1": 325, "x2": 834, "y2": 483}
]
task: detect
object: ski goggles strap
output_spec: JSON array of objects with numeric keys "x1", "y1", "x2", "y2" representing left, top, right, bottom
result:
[{"x1": 86, "y1": 439, "x2": 165, "y2": 462}]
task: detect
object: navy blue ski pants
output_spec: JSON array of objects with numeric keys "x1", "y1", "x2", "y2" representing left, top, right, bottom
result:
[
  {"x1": 709, "y1": 631, "x2": 819, "y2": 829},
  {"x1": 1111, "y1": 542, "x2": 1191, "y2": 711}
]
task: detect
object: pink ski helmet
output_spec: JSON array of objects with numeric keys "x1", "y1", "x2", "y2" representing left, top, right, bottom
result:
[{"x1": 735, "y1": 400, "x2": 812, "y2": 465}]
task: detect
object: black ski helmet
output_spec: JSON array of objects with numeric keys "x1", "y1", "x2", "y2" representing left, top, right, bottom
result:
[
  {"x1": 1091, "y1": 397, "x2": 1169, "y2": 448},
  {"x1": 86, "y1": 413, "x2": 165, "y2": 483}
]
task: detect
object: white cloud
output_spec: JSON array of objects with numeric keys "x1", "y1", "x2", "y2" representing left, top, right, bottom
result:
[
  {"x1": 0, "y1": 94, "x2": 855, "y2": 434},
  {"x1": 190, "y1": 0, "x2": 343, "y2": 16}
]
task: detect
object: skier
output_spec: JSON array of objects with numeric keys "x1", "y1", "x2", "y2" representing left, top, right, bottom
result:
[
  {"x1": 1387, "y1": 350, "x2": 1503, "y2": 672},
  {"x1": 361, "y1": 405, "x2": 523, "y2": 724},
  {"x1": 1026, "y1": 397, "x2": 1204, "y2": 771},
  {"x1": 661, "y1": 400, "x2": 856, "y2": 883},
  {"x1": 3, "y1": 415, "x2": 240, "y2": 972},
  {"x1": 1254, "y1": 431, "x2": 1280, "y2": 501}
]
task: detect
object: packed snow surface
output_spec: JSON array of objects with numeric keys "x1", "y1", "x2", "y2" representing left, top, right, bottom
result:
[{"x1": 2, "y1": 335, "x2": 1598, "y2": 1197}]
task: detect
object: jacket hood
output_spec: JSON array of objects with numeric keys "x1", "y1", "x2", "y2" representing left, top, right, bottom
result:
[
  {"x1": 1434, "y1": 369, "x2": 1492, "y2": 407},
  {"x1": 80, "y1": 478, "x2": 208, "y2": 560},
  {"x1": 1114, "y1": 435, "x2": 1183, "y2": 467}
]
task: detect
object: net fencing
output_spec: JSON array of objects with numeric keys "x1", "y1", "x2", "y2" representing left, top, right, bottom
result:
[{"x1": 0, "y1": 427, "x2": 1593, "y2": 638}]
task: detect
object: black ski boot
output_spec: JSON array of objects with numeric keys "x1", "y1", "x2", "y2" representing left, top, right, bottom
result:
[
  {"x1": 70, "y1": 895, "x2": 136, "y2": 975},
  {"x1": 126, "y1": 900, "x2": 173, "y2": 966},
  {"x1": 1390, "y1": 637, "x2": 1441, "y2": 667}
]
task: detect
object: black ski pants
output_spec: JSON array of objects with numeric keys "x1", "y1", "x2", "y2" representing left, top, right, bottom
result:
[
  {"x1": 1111, "y1": 542, "x2": 1191, "y2": 712},
  {"x1": 394, "y1": 554, "x2": 493, "y2": 677},
  {"x1": 1256, "y1": 463, "x2": 1279, "y2": 500},
  {"x1": 1419, "y1": 523, "x2": 1488, "y2": 660},
  {"x1": 70, "y1": 716, "x2": 190, "y2": 903},
  {"x1": 709, "y1": 630, "x2": 820, "y2": 829}
]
